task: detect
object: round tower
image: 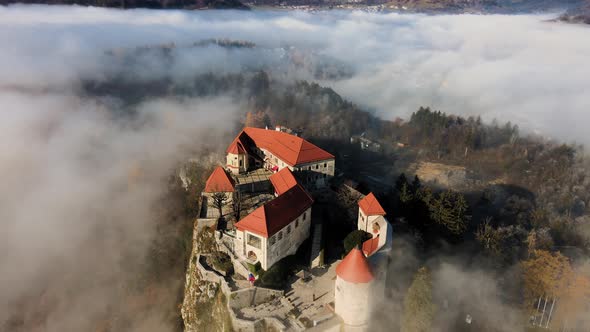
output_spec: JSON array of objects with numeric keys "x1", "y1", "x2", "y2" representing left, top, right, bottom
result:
[{"x1": 334, "y1": 248, "x2": 374, "y2": 327}]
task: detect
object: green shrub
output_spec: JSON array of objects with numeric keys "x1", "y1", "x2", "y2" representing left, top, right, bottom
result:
[
  {"x1": 343, "y1": 230, "x2": 372, "y2": 254},
  {"x1": 210, "y1": 251, "x2": 233, "y2": 275},
  {"x1": 256, "y1": 255, "x2": 297, "y2": 289},
  {"x1": 247, "y1": 261, "x2": 262, "y2": 275}
]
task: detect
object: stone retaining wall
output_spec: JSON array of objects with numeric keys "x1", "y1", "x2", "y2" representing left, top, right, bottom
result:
[
  {"x1": 215, "y1": 230, "x2": 251, "y2": 279},
  {"x1": 196, "y1": 218, "x2": 217, "y2": 231},
  {"x1": 194, "y1": 253, "x2": 286, "y2": 332},
  {"x1": 229, "y1": 287, "x2": 283, "y2": 310}
]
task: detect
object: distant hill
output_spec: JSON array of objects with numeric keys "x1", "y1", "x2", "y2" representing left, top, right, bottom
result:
[
  {"x1": 558, "y1": 2, "x2": 590, "y2": 24},
  {"x1": 242, "y1": 0, "x2": 585, "y2": 13},
  {"x1": 0, "y1": 0, "x2": 249, "y2": 9},
  {"x1": 1, "y1": 0, "x2": 587, "y2": 16}
]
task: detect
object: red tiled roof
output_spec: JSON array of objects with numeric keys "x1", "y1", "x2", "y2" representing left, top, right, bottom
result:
[
  {"x1": 227, "y1": 127, "x2": 334, "y2": 166},
  {"x1": 269, "y1": 168, "x2": 298, "y2": 195},
  {"x1": 227, "y1": 140, "x2": 246, "y2": 154},
  {"x1": 336, "y1": 248, "x2": 374, "y2": 283},
  {"x1": 235, "y1": 184, "x2": 313, "y2": 238},
  {"x1": 362, "y1": 236, "x2": 380, "y2": 257},
  {"x1": 358, "y1": 192, "x2": 386, "y2": 216},
  {"x1": 204, "y1": 166, "x2": 235, "y2": 193}
]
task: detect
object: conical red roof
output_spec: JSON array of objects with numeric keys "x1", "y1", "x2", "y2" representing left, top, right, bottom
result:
[{"x1": 336, "y1": 248, "x2": 374, "y2": 283}]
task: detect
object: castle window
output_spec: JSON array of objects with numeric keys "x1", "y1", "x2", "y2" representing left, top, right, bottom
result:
[
  {"x1": 295, "y1": 219, "x2": 299, "y2": 228},
  {"x1": 372, "y1": 222, "x2": 381, "y2": 234},
  {"x1": 315, "y1": 164, "x2": 319, "y2": 170},
  {"x1": 287, "y1": 225, "x2": 291, "y2": 234},
  {"x1": 278, "y1": 231, "x2": 283, "y2": 241},
  {"x1": 324, "y1": 163, "x2": 327, "y2": 168},
  {"x1": 303, "y1": 212, "x2": 307, "y2": 220},
  {"x1": 247, "y1": 234, "x2": 261, "y2": 249},
  {"x1": 269, "y1": 236, "x2": 276, "y2": 246}
]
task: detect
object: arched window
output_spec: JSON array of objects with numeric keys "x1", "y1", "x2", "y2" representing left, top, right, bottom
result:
[{"x1": 372, "y1": 222, "x2": 381, "y2": 234}]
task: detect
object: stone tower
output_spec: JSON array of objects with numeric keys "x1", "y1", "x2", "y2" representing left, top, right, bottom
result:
[
  {"x1": 357, "y1": 192, "x2": 386, "y2": 233},
  {"x1": 334, "y1": 248, "x2": 374, "y2": 328}
]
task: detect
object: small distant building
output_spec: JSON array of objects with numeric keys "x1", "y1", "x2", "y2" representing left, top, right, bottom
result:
[
  {"x1": 274, "y1": 124, "x2": 299, "y2": 136},
  {"x1": 350, "y1": 133, "x2": 381, "y2": 152},
  {"x1": 234, "y1": 168, "x2": 313, "y2": 270},
  {"x1": 226, "y1": 127, "x2": 335, "y2": 189}
]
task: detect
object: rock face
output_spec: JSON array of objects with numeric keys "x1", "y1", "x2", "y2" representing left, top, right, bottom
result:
[{"x1": 181, "y1": 224, "x2": 233, "y2": 332}]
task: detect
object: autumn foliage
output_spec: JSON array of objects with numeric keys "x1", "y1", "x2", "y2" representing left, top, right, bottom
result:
[{"x1": 522, "y1": 250, "x2": 590, "y2": 328}]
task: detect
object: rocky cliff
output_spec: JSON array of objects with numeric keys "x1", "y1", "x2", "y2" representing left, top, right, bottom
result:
[{"x1": 181, "y1": 224, "x2": 233, "y2": 332}]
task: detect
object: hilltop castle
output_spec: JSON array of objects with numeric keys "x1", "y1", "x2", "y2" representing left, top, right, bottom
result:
[{"x1": 201, "y1": 126, "x2": 392, "y2": 331}]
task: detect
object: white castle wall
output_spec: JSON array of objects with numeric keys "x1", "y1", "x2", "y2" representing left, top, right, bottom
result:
[
  {"x1": 334, "y1": 276, "x2": 372, "y2": 328},
  {"x1": 357, "y1": 209, "x2": 381, "y2": 233}
]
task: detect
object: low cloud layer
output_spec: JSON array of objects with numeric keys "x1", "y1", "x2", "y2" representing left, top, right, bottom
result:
[
  {"x1": 2, "y1": 6, "x2": 589, "y2": 141},
  {"x1": 1, "y1": 5, "x2": 589, "y2": 331},
  {"x1": 0, "y1": 92, "x2": 239, "y2": 331}
]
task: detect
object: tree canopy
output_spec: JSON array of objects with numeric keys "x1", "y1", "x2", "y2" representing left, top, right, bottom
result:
[
  {"x1": 343, "y1": 230, "x2": 372, "y2": 254},
  {"x1": 429, "y1": 190, "x2": 470, "y2": 235}
]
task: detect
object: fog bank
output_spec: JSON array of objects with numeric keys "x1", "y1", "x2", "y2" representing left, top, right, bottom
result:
[{"x1": 1, "y1": 5, "x2": 589, "y2": 331}]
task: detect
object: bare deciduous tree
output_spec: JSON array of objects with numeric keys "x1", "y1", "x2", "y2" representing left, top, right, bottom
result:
[{"x1": 211, "y1": 192, "x2": 229, "y2": 219}]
